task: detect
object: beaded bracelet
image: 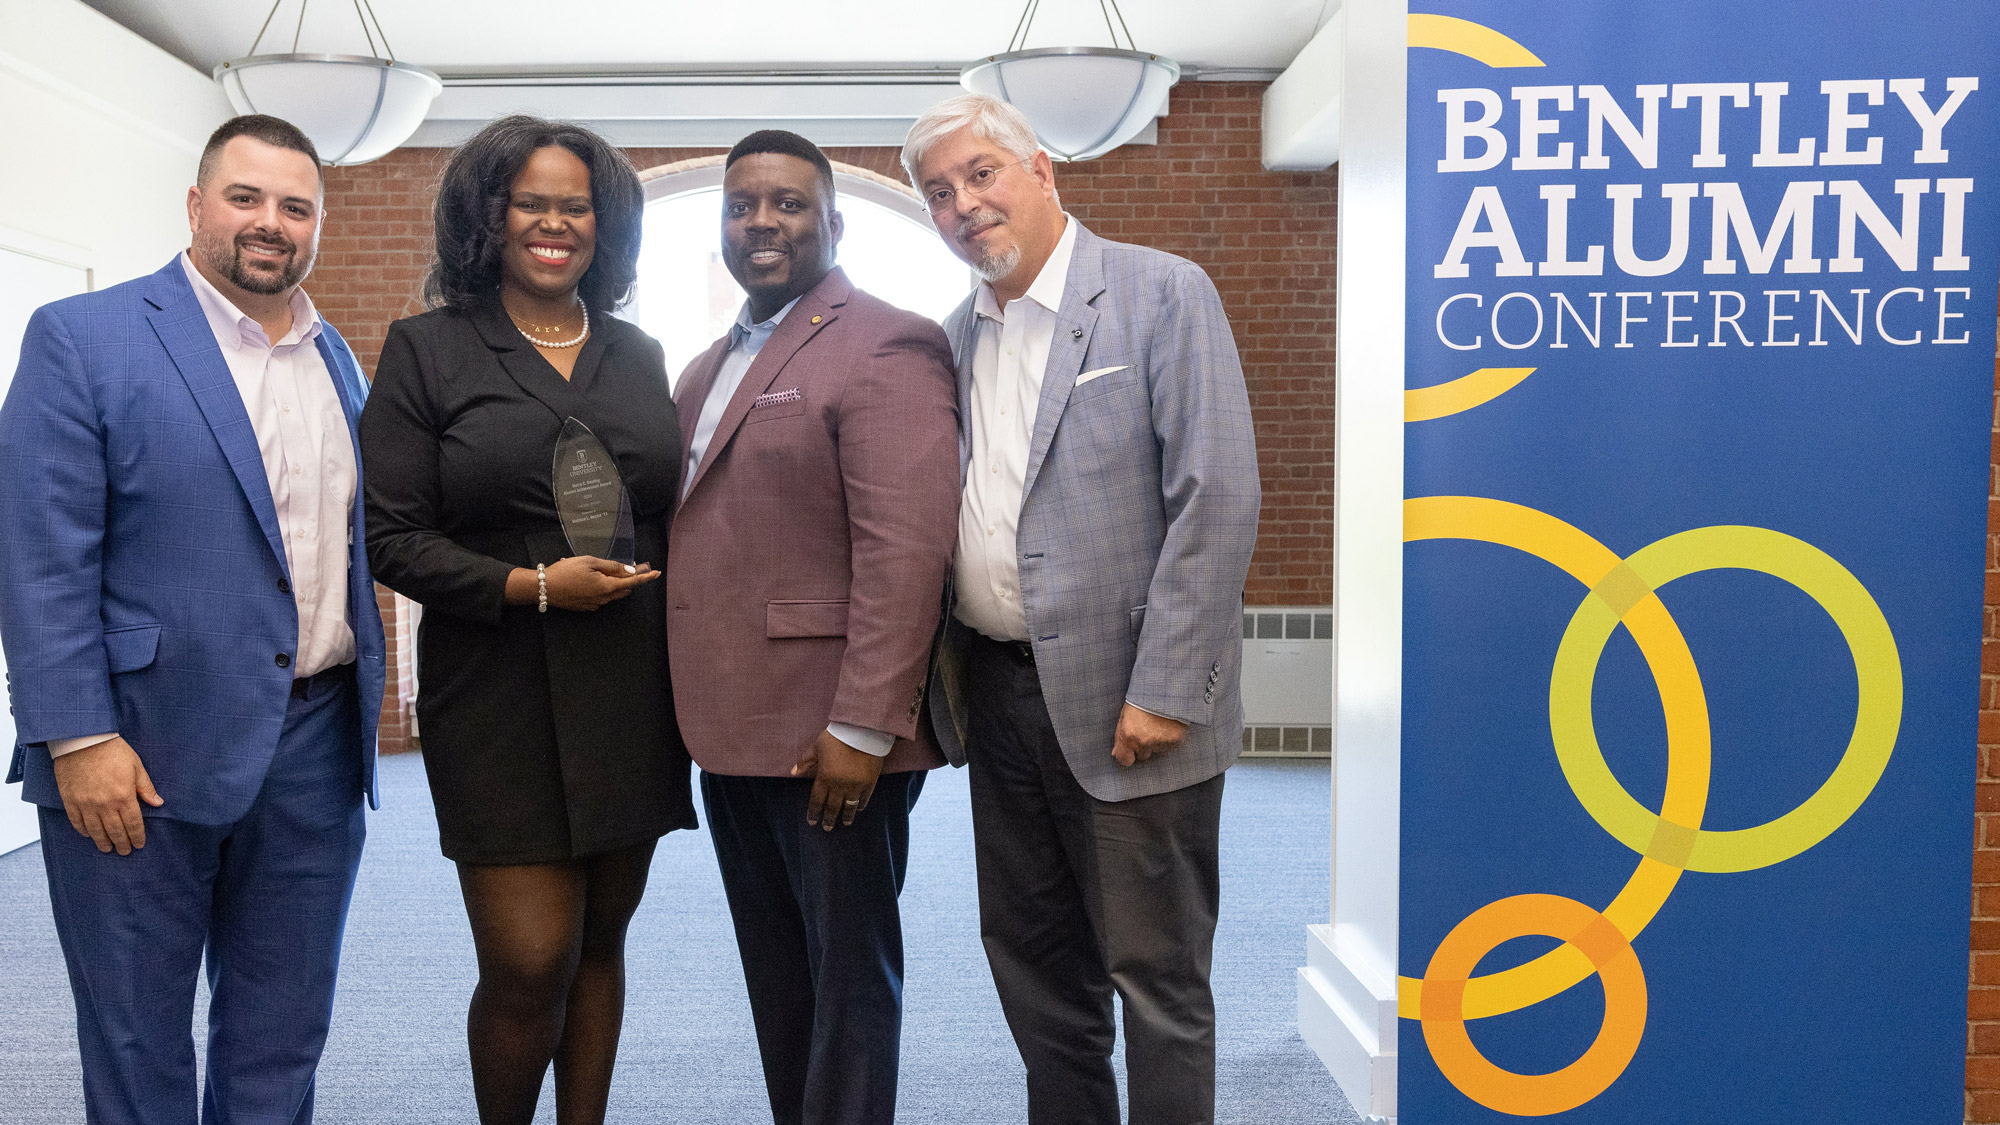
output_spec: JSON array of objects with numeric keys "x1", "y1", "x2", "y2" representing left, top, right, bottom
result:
[{"x1": 537, "y1": 563, "x2": 548, "y2": 613}]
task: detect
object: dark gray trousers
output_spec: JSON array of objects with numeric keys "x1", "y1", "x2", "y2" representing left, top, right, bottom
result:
[{"x1": 963, "y1": 633, "x2": 1225, "y2": 1125}]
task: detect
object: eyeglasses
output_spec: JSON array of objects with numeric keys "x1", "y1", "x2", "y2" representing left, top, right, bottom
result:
[{"x1": 922, "y1": 157, "x2": 1033, "y2": 216}]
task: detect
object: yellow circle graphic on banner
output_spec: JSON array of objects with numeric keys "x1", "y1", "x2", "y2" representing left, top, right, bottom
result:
[
  {"x1": 1549, "y1": 524, "x2": 1902, "y2": 874},
  {"x1": 1397, "y1": 495, "x2": 1903, "y2": 1114}
]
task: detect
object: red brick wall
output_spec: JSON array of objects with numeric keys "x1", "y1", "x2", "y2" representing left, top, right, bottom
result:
[{"x1": 1973, "y1": 348, "x2": 2000, "y2": 1122}]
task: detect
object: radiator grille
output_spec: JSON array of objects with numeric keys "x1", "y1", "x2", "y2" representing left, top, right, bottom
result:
[
  {"x1": 1239, "y1": 607, "x2": 1333, "y2": 758},
  {"x1": 1243, "y1": 610, "x2": 1334, "y2": 640},
  {"x1": 1242, "y1": 724, "x2": 1332, "y2": 758}
]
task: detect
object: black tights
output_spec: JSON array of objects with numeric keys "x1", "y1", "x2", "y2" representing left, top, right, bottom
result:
[{"x1": 456, "y1": 840, "x2": 658, "y2": 1125}]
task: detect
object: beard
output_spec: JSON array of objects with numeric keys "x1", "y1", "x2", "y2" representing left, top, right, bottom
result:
[
  {"x1": 970, "y1": 243, "x2": 1022, "y2": 283},
  {"x1": 193, "y1": 226, "x2": 312, "y2": 296},
  {"x1": 956, "y1": 210, "x2": 1022, "y2": 283}
]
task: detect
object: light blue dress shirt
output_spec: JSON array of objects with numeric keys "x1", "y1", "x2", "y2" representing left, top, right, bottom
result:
[
  {"x1": 683, "y1": 295, "x2": 893, "y2": 759},
  {"x1": 683, "y1": 296, "x2": 801, "y2": 499}
]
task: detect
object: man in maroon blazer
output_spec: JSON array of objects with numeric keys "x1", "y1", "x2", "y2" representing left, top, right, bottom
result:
[{"x1": 666, "y1": 130, "x2": 959, "y2": 1125}]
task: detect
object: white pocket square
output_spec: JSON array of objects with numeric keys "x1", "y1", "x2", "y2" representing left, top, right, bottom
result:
[{"x1": 1074, "y1": 365, "x2": 1130, "y2": 387}]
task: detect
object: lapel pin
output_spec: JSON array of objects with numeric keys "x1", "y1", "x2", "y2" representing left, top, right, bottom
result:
[{"x1": 811, "y1": 315, "x2": 823, "y2": 324}]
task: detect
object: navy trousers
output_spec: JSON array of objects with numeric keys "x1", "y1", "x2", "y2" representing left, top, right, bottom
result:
[
  {"x1": 38, "y1": 673, "x2": 366, "y2": 1125},
  {"x1": 701, "y1": 768, "x2": 924, "y2": 1125}
]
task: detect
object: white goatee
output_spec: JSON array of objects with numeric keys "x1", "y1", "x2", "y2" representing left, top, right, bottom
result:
[{"x1": 971, "y1": 243, "x2": 1022, "y2": 283}]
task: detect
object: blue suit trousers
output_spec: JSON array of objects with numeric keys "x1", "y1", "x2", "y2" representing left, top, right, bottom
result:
[{"x1": 39, "y1": 674, "x2": 366, "y2": 1125}]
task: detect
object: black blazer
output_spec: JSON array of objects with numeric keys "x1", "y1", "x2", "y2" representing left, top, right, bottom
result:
[{"x1": 360, "y1": 301, "x2": 694, "y2": 863}]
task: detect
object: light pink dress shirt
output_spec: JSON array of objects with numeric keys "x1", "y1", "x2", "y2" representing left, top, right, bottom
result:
[{"x1": 49, "y1": 254, "x2": 357, "y2": 758}]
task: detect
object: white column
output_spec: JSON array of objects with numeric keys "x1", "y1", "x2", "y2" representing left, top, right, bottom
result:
[{"x1": 1296, "y1": 1, "x2": 1405, "y2": 1121}]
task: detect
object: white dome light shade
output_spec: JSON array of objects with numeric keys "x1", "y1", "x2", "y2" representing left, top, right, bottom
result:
[
  {"x1": 961, "y1": 47, "x2": 1179, "y2": 162},
  {"x1": 215, "y1": 54, "x2": 442, "y2": 166}
]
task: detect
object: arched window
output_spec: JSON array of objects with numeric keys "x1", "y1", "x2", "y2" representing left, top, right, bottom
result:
[{"x1": 626, "y1": 157, "x2": 972, "y2": 385}]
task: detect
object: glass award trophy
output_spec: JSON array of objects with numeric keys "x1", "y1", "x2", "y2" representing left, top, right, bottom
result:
[{"x1": 551, "y1": 417, "x2": 637, "y2": 563}]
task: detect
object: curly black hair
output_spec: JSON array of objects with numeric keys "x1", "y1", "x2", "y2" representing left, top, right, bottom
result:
[{"x1": 422, "y1": 115, "x2": 644, "y2": 314}]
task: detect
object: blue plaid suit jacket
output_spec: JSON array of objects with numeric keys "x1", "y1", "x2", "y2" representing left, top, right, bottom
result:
[
  {"x1": 0, "y1": 257, "x2": 385, "y2": 823},
  {"x1": 929, "y1": 223, "x2": 1261, "y2": 802}
]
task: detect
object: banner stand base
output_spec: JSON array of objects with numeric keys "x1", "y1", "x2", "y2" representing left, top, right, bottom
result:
[{"x1": 1298, "y1": 922, "x2": 1397, "y2": 1122}]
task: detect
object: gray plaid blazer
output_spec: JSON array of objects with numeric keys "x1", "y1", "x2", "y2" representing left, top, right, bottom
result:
[{"x1": 927, "y1": 223, "x2": 1261, "y2": 802}]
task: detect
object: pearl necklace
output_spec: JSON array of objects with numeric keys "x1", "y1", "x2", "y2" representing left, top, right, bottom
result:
[{"x1": 513, "y1": 301, "x2": 590, "y2": 349}]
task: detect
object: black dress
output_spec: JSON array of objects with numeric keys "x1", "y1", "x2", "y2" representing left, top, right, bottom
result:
[{"x1": 360, "y1": 300, "x2": 696, "y2": 864}]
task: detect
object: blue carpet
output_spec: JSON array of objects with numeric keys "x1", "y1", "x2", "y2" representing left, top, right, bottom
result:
[{"x1": 0, "y1": 753, "x2": 1354, "y2": 1124}]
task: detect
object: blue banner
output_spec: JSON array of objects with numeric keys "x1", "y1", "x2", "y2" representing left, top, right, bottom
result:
[{"x1": 1399, "y1": 3, "x2": 1999, "y2": 1119}]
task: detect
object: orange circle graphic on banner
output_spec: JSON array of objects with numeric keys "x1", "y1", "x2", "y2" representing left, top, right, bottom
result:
[{"x1": 1419, "y1": 894, "x2": 1649, "y2": 1117}]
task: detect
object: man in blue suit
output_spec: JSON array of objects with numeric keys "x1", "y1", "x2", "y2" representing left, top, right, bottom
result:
[
  {"x1": 904, "y1": 96, "x2": 1262, "y2": 1125},
  {"x1": 0, "y1": 115, "x2": 384, "y2": 1125}
]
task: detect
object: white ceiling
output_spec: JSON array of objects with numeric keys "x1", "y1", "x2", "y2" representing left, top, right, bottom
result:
[{"x1": 84, "y1": 0, "x2": 1330, "y2": 77}]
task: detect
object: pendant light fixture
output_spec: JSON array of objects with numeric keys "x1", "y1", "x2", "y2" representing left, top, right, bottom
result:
[
  {"x1": 213, "y1": 0, "x2": 442, "y2": 166},
  {"x1": 960, "y1": 0, "x2": 1180, "y2": 162}
]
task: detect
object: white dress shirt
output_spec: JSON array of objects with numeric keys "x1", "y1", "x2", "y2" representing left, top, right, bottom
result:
[
  {"x1": 50, "y1": 254, "x2": 356, "y2": 757},
  {"x1": 685, "y1": 296, "x2": 893, "y2": 758},
  {"x1": 954, "y1": 214, "x2": 1078, "y2": 643}
]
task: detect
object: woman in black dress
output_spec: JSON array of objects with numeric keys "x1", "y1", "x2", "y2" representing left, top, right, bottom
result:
[{"x1": 359, "y1": 116, "x2": 693, "y2": 1125}]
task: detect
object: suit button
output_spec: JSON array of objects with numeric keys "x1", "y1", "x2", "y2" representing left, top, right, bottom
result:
[
  {"x1": 275, "y1": 653, "x2": 291, "y2": 669},
  {"x1": 277, "y1": 578, "x2": 291, "y2": 594}
]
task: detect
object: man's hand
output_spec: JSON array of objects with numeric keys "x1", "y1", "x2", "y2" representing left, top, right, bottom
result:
[
  {"x1": 791, "y1": 730, "x2": 885, "y2": 831},
  {"x1": 1112, "y1": 703, "x2": 1187, "y2": 768},
  {"x1": 50, "y1": 737, "x2": 163, "y2": 854}
]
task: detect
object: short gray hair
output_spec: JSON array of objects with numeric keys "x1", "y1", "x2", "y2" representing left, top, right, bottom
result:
[{"x1": 900, "y1": 94, "x2": 1041, "y2": 188}]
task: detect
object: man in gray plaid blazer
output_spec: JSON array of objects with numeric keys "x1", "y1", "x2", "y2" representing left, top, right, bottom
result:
[{"x1": 904, "y1": 95, "x2": 1261, "y2": 1125}]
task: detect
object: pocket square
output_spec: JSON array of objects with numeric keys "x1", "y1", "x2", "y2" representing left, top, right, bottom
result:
[
  {"x1": 753, "y1": 388, "x2": 803, "y2": 408},
  {"x1": 1074, "y1": 365, "x2": 1130, "y2": 387}
]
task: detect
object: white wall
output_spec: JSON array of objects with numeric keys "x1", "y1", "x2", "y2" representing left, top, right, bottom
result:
[
  {"x1": 0, "y1": 0, "x2": 231, "y2": 285},
  {"x1": 0, "y1": 0, "x2": 231, "y2": 853}
]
